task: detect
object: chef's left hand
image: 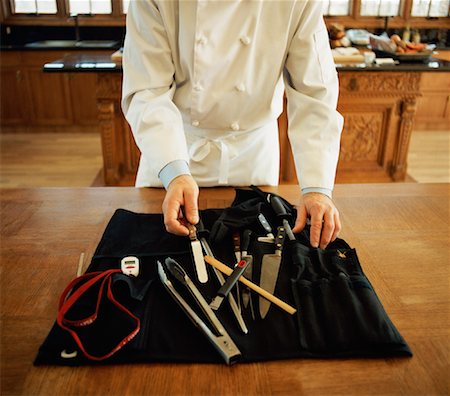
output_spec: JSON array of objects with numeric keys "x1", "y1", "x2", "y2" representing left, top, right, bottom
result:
[{"x1": 292, "y1": 192, "x2": 341, "y2": 249}]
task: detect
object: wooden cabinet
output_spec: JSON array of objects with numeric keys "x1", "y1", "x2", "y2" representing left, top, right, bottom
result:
[
  {"x1": 0, "y1": 50, "x2": 111, "y2": 130},
  {"x1": 0, "y1": 52, "x2": 29, "y2": 125},
  {"x1": 414, "y1": 72, "x2": 450, "y2": 130},
  {"x1": 22, "y1": 51, "x2": 73, "y2": 126},
  {"x1": 279, "y1": 71, "x2": 422, "y2": 184}
]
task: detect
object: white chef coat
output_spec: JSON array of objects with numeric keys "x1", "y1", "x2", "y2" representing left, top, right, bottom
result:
[{"x1": 122, "y1": 0, "x2": 343, "y2": 190}]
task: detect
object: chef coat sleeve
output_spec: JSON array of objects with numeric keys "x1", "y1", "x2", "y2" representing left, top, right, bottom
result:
[
  {"x1": 284, "y1": 1, "x2": 344, "y2": 192},
  {"x1": 121, "y1": 0, "x2": 189, "y2": 182}
]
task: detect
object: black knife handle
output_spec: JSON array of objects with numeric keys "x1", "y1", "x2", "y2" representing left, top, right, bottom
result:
[
  {"x1": 216, "y1": 260, "x2": 249, "y2": 298},
  {"x1": 268, "y1": 194, "x2": 290, "y2": 220},
  {"x1": 241, "y1": 229, "x2": 252, "y2": 252}
]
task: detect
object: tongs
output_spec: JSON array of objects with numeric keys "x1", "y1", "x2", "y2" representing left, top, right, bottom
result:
[{"x1": 157, "y1": 257, "x2": 241, "y2": 365}]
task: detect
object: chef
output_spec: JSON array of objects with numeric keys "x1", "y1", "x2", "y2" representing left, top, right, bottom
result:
[{"x1": 122, "y1": 0, "x2": 344, "y2": 249}]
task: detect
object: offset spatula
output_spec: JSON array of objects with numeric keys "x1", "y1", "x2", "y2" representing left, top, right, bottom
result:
[{"x1": 259, "y1": 225, "x2": 286, "y2": 319}]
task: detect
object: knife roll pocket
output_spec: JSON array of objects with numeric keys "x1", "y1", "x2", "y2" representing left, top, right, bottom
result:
[{"x1": 289, "y1": 242, "x2": 407, "y2": 355}]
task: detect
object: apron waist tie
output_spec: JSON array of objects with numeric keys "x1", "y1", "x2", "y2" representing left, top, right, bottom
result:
[{"x1": 188, "y1": 137, "x2": 237, "y2": 185}]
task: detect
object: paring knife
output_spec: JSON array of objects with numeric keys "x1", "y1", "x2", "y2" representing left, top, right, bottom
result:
[
  {"x1": 259, "y1": 225, "x2": 286, "y2": 319},
  {"x1": 232, "y1": 231, "x2": 242, "y2": 311},
  {"x1": 240, "y1": 230, "x2": 255, "y2": 314}
]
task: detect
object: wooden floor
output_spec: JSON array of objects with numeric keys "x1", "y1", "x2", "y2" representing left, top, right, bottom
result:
[{"x1": 0, "y1": 130, "x2": 448, "y2": 188}]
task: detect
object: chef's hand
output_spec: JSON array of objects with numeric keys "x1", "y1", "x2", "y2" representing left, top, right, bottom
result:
[
  {"x1": 162, "y1": 175, "x2": 199, "y2": 236},
  {"x1": 292, "y1": 192, "x2": 341, "y2": 249}
]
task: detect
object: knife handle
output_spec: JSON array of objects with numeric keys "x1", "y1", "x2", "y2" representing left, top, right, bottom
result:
[
  {"x1": 241, "y1": 229, "x2": 252, "y2": 253},
  {"x1": 258, "y1": 213, "x2": 272, "y2": 234},
  {"x1": 216, "y1": 260, "x2": 248, "y2": 298},
  {"x1": 268, "y1": 194, "x2": 290, "y2": 220}
]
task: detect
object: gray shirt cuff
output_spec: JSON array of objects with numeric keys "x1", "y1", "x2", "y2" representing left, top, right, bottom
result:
[
  {"x1": 301, "y1": 187, "x2": 332, "y2": 199},
  {"x1": 158, "y1": 160, "x2": 191, "y2": 189}
]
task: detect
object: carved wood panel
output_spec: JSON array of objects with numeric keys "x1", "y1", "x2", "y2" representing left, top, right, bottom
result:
[{"x1": 339, "y1": 113, "x2": 383, "y2": 163}]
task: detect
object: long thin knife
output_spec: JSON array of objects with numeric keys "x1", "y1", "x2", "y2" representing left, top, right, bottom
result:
[{"x1": 196, "y1": 219, "x2": 248, "y2": 334}]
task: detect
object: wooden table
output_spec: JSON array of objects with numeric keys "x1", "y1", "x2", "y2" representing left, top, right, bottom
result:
[{"x1": 1, "y1": 184, "x2": 448, "y2": 395}]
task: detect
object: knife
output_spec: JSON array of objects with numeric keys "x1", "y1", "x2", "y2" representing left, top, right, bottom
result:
[
  {"x1": 210, "y1": 259, "x2": 249, "y2": 310},
  {"x1": 232, "y1": 231, "x2": 242, "y2": 311},
  {"x1": 196, "y1": 218, "x2": 248, "y2": 334},
  {"x1": 180, "y1": 207, "x2": 208, "y2": 284},
  {"x1": 257, "y1": 213, "x2": 275, "y2": 243},
  {"x1": 267, "y1": 194, "x2": 296, "y2": 242},
  {"x1": 186, "y1": 222, "x2": 209, "y2": 283},
  {"x1": 259, "y1": 224, "x2": 286, "y2": 319},
  {"x1": 240, "y1": 230, "x2": 254, "y2": 312}
]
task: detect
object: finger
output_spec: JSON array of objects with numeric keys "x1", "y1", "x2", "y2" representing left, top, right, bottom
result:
[
  {"x1": 164, "y1": 199, "x2": 189, "y2": 236},
  {"x1": 292, "y1": 204, "x2": 307, "y2": 233},
  {"x1": 309, "y1": 209, "x2": 324, "y2": 248},
  {"x1": 331, "y1": 211, "x2": 341, "y2": 242},
  {"x1": 183, "y1": 188, "x2": 199, "y2": 225},
  {"x1": 319, "y1": 210, "x2": 335, "y2": 249}
]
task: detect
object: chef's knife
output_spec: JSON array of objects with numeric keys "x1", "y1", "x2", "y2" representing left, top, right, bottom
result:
[{"x1": 259, "y1": 225, "x2": 286, "y2": 319}]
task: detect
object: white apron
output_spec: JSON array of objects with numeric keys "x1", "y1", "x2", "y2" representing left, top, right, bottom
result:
[{"x1": 135, "y1": 119, "x2": 280, "y2": 188}]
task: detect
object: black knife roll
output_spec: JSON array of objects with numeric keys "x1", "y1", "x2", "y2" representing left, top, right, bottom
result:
[{"x1": 34, "y1": 187, "x2": 412, "y2": 365}]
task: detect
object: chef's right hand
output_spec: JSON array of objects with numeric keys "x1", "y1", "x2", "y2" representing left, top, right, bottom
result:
[{"x1": 162, "y1": 174, "x2": 199, "y2": 236}]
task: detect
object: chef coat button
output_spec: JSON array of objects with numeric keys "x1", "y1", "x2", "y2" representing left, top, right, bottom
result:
[
  {"x1": 240, "y1": 36, "x2": 251, "y2": 45},
  {"x1": 235, "y1": 83, "x2": 246, "y2": 92},
  {"x1": 193, "y1": 84, "x2": 203, "y2": 92},
  {"x1": 231, "y1": 122, "x2": 240, "y2": 131},
  {"x1": 192, "y1": 120, "x2": 199, "y2": 127},
  {"x1": 197, "y1": 35, "x2": 208, "y2": 45}
]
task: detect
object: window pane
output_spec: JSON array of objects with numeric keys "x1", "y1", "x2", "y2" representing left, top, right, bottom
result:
[
  {"x1": 411, "y1": 0, "x2": 450, "y2": 16},
  {"x1": 68, "y1": 0, "x2": 112, "y2": 14},
  {"x1": 360, "y1": 0, "x2": 401, "y2": 16},
  {"x1": 12, "y1": 0, "x2": 57, "y2": 14},
  {"x1": 321, "y1": 0, "x2": 351, "y2": 15},
  {"x1": 122, "y1": 0, "x2": 130, "y2": 13}
]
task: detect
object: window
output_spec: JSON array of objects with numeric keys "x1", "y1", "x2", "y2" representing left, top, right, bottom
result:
[
  {"x1": 68, "y1": 0, "x2": 112, "y2": 15},
  {"x1": 322, "y1": 0, "x2": 351, "y2": 16},
  {"x1": 360, "y1": 0, "x2": 402, "y2": 16},
  {"x1": 11, "y1": 0, "x2": 57, "y2": 14},
  {"x1": 411, "y1": 0, "x2": 450, "y2": 16}
]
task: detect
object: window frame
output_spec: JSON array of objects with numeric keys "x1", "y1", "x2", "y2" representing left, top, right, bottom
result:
[{"x1": 0, "y1": 0, "x2": 448, "y2": 28}]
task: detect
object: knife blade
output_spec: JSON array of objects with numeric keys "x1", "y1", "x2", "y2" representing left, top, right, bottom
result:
[
  {"x1": 240, "y1": 229, "x2": 253, "y2": 310},
  {"x1": 196, "y1": 218, "x2": 248, "y2": 334},
  {"x1": 259, "y1": 225, "x2": 285, "y2": 319},
  {"x1": 231, "y1": 231, "x2": 242, "y2": 311},
  {"x1": 186, "y1": 222, "x2": 209, "y2": 283}
]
